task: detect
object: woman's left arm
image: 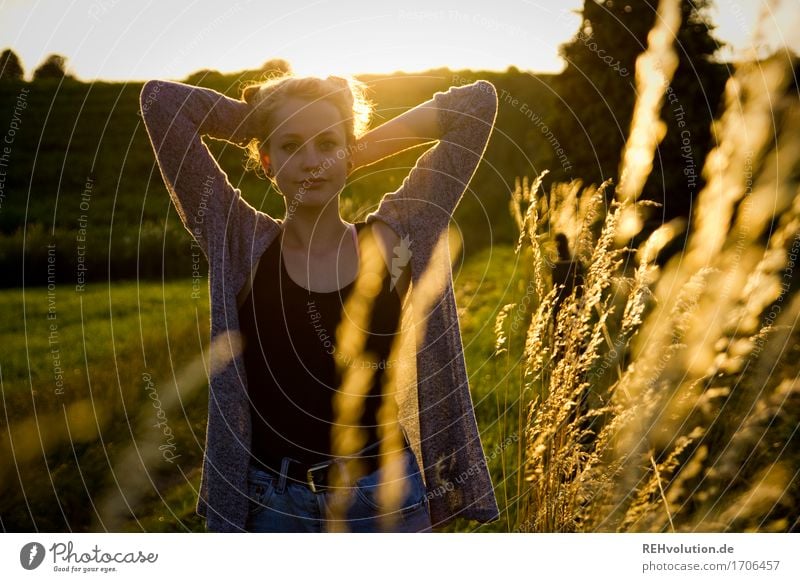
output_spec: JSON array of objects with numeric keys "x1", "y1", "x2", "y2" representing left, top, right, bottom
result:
[
  {"x1": 362, "y1": 80, "x2": 499, "y2": 241},
  {"x1": 349, "y1": 95, "x2": 440, "y2": 171}
]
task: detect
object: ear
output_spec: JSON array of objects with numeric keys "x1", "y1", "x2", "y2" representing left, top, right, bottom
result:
[{"x1": 260, "y1": 151, "x2": 272, "y2": 175}]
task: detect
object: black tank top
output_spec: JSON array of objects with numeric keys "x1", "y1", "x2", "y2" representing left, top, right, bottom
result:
[{"x1": 238, "y1": 221, "x2": 404, "y2": 473}]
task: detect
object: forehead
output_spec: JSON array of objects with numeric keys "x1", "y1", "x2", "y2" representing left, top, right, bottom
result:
[{"x1": 270, "y1": 97, "x2": 346, "y2": 139}]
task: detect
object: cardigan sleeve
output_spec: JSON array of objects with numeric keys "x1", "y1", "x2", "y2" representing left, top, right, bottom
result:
[
  {"x1": 139, "y1": 79, "x2": 260, "y2": 261},
  {"x1": 365, "y1": 79, "x2": 498, "y2": 240}
]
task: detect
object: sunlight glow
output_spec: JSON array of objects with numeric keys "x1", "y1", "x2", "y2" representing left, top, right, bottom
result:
[
  {"x1": 0, "y1": 1, "x2": 796, "y2": 82},
  {"x1": 0, "y1": 0, "x2": 581, "y2": 81}
]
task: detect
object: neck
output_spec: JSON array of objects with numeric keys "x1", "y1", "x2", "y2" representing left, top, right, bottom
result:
[{"x1": 280, "y1": 202, "x2": 351, "y2": 255}]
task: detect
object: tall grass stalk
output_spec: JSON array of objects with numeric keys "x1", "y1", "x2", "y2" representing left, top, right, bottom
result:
[{"x1": 504, "y1": 0, "x2": 800, "y2": 532}]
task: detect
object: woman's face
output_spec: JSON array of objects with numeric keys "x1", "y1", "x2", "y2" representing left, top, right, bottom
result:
[{"x1": 261, "y1": 96, "x2": 350, "y2": 207}]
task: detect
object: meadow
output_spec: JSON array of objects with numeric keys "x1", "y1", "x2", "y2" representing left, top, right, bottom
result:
[
  {"x1": 1, "y1": 0, "x2": 798, "y2": 533},
  {"x1": 0, "y1": 244, "x2": 527, "y2": 532}
]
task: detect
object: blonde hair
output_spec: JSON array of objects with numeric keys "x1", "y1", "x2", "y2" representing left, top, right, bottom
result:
[{"x1": 241, "y1": 73, "x2": 373, "y2": 177}]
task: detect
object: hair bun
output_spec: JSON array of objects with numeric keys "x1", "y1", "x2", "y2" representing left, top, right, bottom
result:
[
  {"x1": 242, "y1": 84, "x2": 261, "y2": 105},
  {"x1": 326, "y1": 75, "x2": 348, "y2": 87}
]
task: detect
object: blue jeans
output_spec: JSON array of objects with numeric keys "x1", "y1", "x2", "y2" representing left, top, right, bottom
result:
[{"x1": 244, "y1": 446, "x2": 433, "y2": 533}]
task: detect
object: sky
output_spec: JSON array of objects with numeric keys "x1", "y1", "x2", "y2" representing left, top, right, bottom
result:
[{"x1": 0, "y1": 0, "x2": 798, "y2": 82}]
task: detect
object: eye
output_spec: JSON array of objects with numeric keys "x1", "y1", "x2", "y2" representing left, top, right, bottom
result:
[
  {"x1": 281, "y1": 142, "x2": 298, "y2": 153},
  {"x1": 319, "y1": 139, "x2": 338, "y2": 151}
]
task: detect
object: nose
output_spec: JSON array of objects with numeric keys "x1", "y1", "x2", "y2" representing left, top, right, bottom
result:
[{"x1": 300, "y1": 143, "x2": 324, "y2": 171}]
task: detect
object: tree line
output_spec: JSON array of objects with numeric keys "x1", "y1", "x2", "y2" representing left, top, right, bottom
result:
[{"x1": 0, "y1": 49, "x2": 76, "y2": 81}]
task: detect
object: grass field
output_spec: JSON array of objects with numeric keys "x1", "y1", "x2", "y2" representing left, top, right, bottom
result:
[
  {"x1": 0, "y1": 243, "x2": 528, "y2": 532},
  {"x1": 2, "y1": 2, "x2": 797, "y2": 534}
]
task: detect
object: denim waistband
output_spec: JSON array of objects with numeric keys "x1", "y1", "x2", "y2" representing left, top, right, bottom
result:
[{"x1": 248, "y1": 428, "x2": 413, "y2": 483}]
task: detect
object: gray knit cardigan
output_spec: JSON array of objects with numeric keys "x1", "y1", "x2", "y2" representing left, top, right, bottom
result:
[{"x1": 139, "y1": 76, "x2": 500, "y2": 532}]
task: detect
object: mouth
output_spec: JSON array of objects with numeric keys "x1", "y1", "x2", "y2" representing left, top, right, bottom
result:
[{"x1": 297, "y1": 178, "x2": 328, "y2": 188}]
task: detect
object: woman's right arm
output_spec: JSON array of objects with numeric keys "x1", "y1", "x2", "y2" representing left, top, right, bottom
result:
[
  {"x1": 139, "y1": 80, "x2": 260, "y2": 261},
  {"x1": 363, "y1": 80, "x2": 498, "y2": 244}
]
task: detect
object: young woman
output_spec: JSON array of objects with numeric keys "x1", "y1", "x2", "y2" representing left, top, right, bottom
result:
[{"x1": 139, "y1": 70, "x2": 500, "y2": 532}]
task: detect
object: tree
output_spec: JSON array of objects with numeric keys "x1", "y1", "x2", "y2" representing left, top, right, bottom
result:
[
  {"x1": 232, "y1": 58, "x2": 293, "y2": 92},
  {"x1": 0, "y1": 48, "x2": 25, "y2": 81},
  {"x1": 259, "y1": 58, "x2": 291, "y2": 76},
  {"x1": 183, "y1": 68, "x2": 225, "y2": 87},
  {"x1": 552, "y1": 0, "x2": 728, "y2": 223},
  {"x1": 33, "y1": 54, "x2": 75, "y2": 80}
]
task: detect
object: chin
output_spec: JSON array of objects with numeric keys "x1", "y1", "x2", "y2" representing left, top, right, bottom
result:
[
  {"x1": 304, "y1": 181, "x2": 346, "y2": 196},
  {"x1": 286, "y1": 189, "x2": 340, "y2": 208}
]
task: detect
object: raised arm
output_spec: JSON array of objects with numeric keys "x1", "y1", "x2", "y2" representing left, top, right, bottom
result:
[
  {"x1": 139, "y1": 80, "x2": 261, "y2": 262},
  {"x1": 348, "y1": 95, "x2": 440, "y2": 171},
  {"x1": 363, "y1": 79, "x2": 498, "y2": 242}
]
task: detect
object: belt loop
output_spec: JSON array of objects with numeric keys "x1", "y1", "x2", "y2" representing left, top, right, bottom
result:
[
  {"x1": 400, "y1": 424, "x2": 412, "y2": 451},
  {"x1": 276, "y1": 457, "x2": 292, "y2": 494}
]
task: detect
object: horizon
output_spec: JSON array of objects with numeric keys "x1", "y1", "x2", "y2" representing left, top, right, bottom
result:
[{"x1": 0, "y1": 0, "x2": 798, "y2": 83}]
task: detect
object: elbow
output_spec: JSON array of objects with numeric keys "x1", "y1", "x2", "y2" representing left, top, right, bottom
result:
[
  {"x1": 139, "y1": 79, "x2": 166, "y2": 117},
  {"x1": 472, "y1": 80, "x2": 498, "y2": 123},
  {"x1": 474, "y1": 79, "x2": 497, "y2": 99},
  {"x1": 435, "y1": 79, "x2": 499, "y2": 140}
]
